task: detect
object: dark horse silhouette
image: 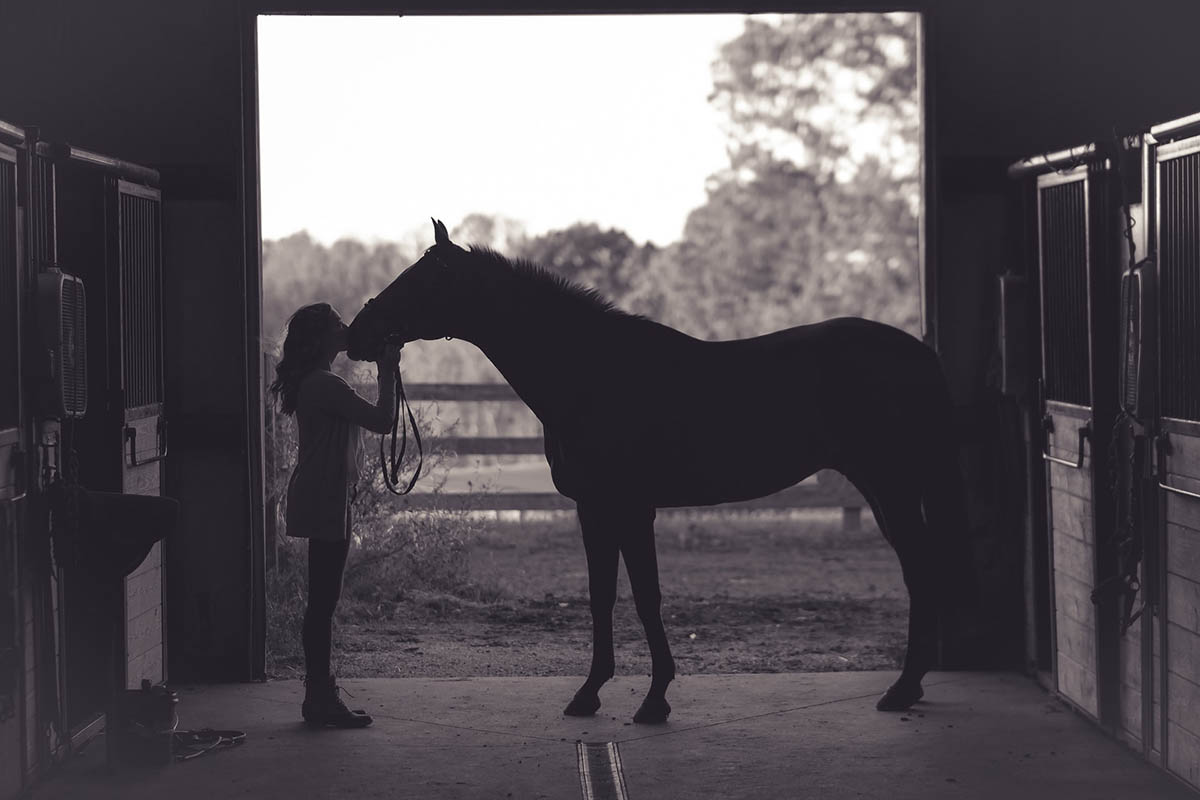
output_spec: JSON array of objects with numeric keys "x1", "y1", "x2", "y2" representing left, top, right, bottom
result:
[{"x1": 347, "y1": 219, "x2": 970, "y2": 724}]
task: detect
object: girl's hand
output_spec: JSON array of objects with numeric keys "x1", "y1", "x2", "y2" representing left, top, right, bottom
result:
[{"x1": 376, "y1": 343, "x2": 402, "y2": 373}]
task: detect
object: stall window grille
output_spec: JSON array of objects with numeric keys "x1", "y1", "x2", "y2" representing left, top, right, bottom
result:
[
  {"x1": 31, "y1": 153, "x2": 54, "y2": 269},
  {"x1": 1120, "y1": 271, "x2": 1141, "y2": 412},
  {"x1": 119, "y1": 189, "x2": 162, "y2": 411},
  {"x1": 1159, "y1": 150, "x2": 1200, "y2": 421},
  {"x1": 0, "y1": 156, "x2": 16, "y2": 430},
  {"x1": 60, "y1": 276, "x2": 87, "y2": 417},
  {"x1": 1039, "y1": 179, "x2": 1091, "y2": 406}
]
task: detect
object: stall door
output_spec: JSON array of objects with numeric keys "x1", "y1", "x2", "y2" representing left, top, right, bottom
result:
[
  {"x1": 0, "y1": 138, "x2": 23, "y2": 799},
  {"x1": 1153, "y1": 130, "x2": 1200, "y2": 788},
  {"x1": 1036, "y1": 163, "x2": 1119, "y2": 723},
  {"x1": 0, "y1": 142, "x2": 21, "y2": 503},
  {"x1": 115, "y1": 180, "x2": 166, "y2": 690}
]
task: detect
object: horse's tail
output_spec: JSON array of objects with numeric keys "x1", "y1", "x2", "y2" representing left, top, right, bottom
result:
[{"x1": 919, "y1": 355, "x2": 976, "y2": 610}]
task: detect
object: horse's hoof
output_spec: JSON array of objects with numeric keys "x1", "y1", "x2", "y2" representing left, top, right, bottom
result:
[
  {"x1": 564, "y1": 692, "x2": 601, "y2": 717},
  {"x1": 633, "y1": 698, "x2": 671, "y2": 725},
  {"x1": 875, "y1": 682, "x2": 924, "y2": 712}
]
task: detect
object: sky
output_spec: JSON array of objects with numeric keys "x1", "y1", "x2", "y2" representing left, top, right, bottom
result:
[{"x1": 257, "y1": 14, "x2": 748, "y2": 248}]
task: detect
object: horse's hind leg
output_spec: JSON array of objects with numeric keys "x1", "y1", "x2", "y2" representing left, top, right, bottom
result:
[
  {"x1": 564, "y1": 503, "x2": 620, "y2": 717},
  {"x1": 619, "y1": 507, "x2": 675, "y2": 724},
  {"x1": 870, "y1": 489, "x2": 939, "y2": 712}
]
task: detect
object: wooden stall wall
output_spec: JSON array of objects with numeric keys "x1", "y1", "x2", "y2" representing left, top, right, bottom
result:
[
  {"x1": 1013, "y1": 143, "x2": 1142, "y2": 743},
  {"x1": 1046, "y1": 403, "x2": 1098, "y2": 715},
  {"x1": 1148, "y1": 120, "x2": 1200, "y2": 788},
  {"x1": 1030, "y1": 160, "x2": 1119, "y2": 721},
  {"x1": 1164, "y1": 441, "x2": 1200, "y2": 785},
  {"x1": 115, "y1": 180, "x2": 166, "y2": 689},
  {"x1": 1115, "y1": 548, "x2": 1146, "y2": 752}
]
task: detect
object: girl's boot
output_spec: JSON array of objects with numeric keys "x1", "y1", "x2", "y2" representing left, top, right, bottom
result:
[{"x1": 302, "y1": 675, "x2": 373, "y2": 728}]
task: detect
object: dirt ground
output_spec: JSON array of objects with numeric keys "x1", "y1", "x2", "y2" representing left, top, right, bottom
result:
[{"x1": 316, "y1": 510, "x2": 910, "y2": 681}]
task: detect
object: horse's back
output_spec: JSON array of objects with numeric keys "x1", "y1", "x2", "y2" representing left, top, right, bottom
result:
[
  {"x1": 796, "y1": 318, "x2": 952, "y2": 479},
  {"x1": 551, "y1": 315, "x2": 948, "y2": 507}
]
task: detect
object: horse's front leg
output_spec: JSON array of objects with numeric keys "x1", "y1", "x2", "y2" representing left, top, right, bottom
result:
[
  {"x1": 564, "y1": 504, "x2": 620, "y2": 717},
  {"x1": 620, "y1": 508, "x2": 675, "y2": 724}
]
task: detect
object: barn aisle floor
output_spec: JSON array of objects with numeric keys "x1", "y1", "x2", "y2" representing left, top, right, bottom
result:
[{"x1": 31, "y1": 671, "x2": 1195, "y2": 799}]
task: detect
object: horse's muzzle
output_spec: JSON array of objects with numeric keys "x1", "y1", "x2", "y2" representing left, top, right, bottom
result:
[{"x1": 348, "y1": 331, "x2": 406, "y2": 363}]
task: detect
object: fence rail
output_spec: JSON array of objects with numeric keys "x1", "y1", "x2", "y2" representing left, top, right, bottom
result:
[
  {"x1": 263, "y1": 368, "x2": 866, "y2": 529},
  {"x1": 397, "y1": 383, "x2": 866, "y2": 528}
]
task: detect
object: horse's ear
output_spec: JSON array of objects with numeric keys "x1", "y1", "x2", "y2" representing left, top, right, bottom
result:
[{"x1": 432, "y1": 218, "x2": 449, "y2": 245}]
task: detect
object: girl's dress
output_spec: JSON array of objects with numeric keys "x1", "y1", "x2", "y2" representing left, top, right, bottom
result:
[{"x1": 285, "y1": 368, "x2": 393, "y2": 540}]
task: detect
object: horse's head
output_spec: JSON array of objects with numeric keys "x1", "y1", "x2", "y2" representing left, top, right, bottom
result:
[{"x1": 347, "y1": 218, "x2": 469, "y2": 361}]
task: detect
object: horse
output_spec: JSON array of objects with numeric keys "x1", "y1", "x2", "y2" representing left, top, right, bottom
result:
[{"x1": 347, "y1": 218, "x2": 971, "y2": 724}]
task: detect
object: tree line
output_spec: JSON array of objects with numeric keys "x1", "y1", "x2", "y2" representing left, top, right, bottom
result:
[{"x1": 262, "y1": 12, "x2": 921, "y2": 385}]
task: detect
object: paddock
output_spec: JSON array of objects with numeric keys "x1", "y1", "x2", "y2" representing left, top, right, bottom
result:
[{"x1": 5, "y1": 1, "x2": 1200, "y2": 798}]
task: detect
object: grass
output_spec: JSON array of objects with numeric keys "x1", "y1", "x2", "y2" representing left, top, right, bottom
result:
[
  {"x1": 264, "y1": 382, "x2": 907, "y2": 679},
  {"x1": 265, "y1": 506, "x2": 909, "y2": 680}
]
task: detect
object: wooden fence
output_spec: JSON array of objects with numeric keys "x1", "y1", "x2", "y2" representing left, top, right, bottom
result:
[{"x1": 383, "y1": 383, "x2": 867, "y2": 529}]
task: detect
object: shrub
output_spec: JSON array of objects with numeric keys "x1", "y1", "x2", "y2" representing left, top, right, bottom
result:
[{"x1": 263, "y1": 368, "x2": 487, "y2": 675}]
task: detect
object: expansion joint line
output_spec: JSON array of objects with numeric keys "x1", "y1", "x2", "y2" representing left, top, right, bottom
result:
[{"x1": 577, "y1": 741, "x2": 629, "y2": 800}]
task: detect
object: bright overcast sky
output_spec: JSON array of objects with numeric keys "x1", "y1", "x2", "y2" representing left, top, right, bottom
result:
[{"x1": 257, "y1": 14, "x2": 747, "y2": 247}]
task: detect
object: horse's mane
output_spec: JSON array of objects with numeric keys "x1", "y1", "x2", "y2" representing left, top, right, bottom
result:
[{"x1": 468, "y1": 245, "x2": 642, "y2": 321}]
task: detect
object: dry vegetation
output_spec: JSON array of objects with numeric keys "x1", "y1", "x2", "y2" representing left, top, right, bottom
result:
[{"x1": 266, "y1": 508, "x2": 909, "y2": 680}]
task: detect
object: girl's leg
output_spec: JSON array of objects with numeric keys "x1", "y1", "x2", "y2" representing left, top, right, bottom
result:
[
  {"x1": 302, "y1": 537, "x2": 350, "y2": 680},
  {"x1": 301, "y1": 534, "x2": 370, "y2": 727}
]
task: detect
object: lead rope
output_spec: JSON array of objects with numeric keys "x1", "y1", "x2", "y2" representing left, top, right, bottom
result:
[
  {"x1": 1090, "y1": 129, "x2": 1147, "y2": 634},
  {"x1": 380, "y1": 363, "x2": 423, "y2": 495}
]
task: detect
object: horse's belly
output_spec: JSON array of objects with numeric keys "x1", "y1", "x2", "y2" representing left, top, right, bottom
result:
[
  {"x1": 546, "y1": 389, "x2": 829, "y2": 507},
  {"x1": 640, "y1": 429, "x2": 824, "y2": 508},
  {"x1": 649, "y1": 472, "x2": 816, "y2": 509}
]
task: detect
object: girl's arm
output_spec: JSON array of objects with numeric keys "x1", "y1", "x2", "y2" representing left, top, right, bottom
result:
[{"x1": 311, "y1": 369, "x2": 396, "y2": 434}]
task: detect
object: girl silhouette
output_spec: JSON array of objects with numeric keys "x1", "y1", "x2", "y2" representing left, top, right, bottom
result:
[{"x1": 269, "y1": 302, "x2": 400, "y2": 728}]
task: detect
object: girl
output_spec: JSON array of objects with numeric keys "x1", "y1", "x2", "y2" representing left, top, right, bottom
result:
[{"x1": 269, "y1": 302, "x2": 401, "y2": 728}]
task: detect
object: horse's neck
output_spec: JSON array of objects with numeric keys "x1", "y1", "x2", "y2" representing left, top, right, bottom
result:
[{"x1": 455, "y1": 293, "x2": 595, "y2": 424}]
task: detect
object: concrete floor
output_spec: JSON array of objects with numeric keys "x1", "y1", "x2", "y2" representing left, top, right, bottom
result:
[{"x1": 30, "y1": 671, "x2": 1196, "y2": 799}]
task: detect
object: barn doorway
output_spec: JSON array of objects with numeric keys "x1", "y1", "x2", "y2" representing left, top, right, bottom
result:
[{"x1": 253, "y1": 12, "x2": 925, "y2": 686}]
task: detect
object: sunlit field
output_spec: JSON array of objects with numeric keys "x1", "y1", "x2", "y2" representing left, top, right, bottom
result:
[{"x1": 267, "y1": 511, "x2": 907, "y2": 679}]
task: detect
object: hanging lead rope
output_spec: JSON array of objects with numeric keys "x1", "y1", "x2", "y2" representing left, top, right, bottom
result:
[
  {"x1": 1090, "y1": 129, "x2": 1147, "y2": 634},
  {"x1": 380, "y1": 363, "x2": 423, "y2": 495}
]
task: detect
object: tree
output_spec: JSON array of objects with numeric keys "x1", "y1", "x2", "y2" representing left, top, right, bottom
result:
[
  {"x1": 452, "y1": 213, "x2": 529, "y2": 254},
  {"x1": 515, "y1": 222, "x2": 653, "y2": 305},
  {"x1": 709, "y1": 12, "x2": 919, "y2": 191},
  {"x1": 262, "y1": 232, "x2": 419, "y2": 349},
  {"x1": 646, "y1": 12, "x2": 922, "y2": 339}
]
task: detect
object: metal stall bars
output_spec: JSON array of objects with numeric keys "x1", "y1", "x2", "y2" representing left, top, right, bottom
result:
[
  {"x1": 23, "y1": 135, "x2": 106, "y2": 764},
  {"x1": 1144, "y1": 111, "x2": 1200, "y2": 790},
  {"x1": 51, "y1": 144, "x2": 167, "y2": 717},
  {"x1": 1008, "y1": 143, "x2": 1124, "y2": 735},
  {"x1": 0, "y1": 118, "x2": 26, "y2": 799},
  {"x1": 23, "y1": 131, "x2": 77, "y2": 784},
  {"x1": 0, "y1": 121, "x2": 23, "y2": 504},
  {"x1": 2, "y1": 125, "x2": 102, "y2": 789}
]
